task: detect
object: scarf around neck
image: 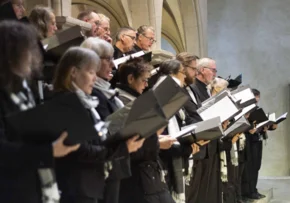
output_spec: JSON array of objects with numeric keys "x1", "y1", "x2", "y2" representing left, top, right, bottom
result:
[{"x1": 94, "y1": 77, "x2": 124, "y2": 109}]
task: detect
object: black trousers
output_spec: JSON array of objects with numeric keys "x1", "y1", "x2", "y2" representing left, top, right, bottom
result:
[
  {"x1": 250, "y1": 141, "x2": 263, "y2": 193},
  {"x1": 242, "y1": 140, "x2": 263, "y2": 196},
  {"x1": 237, "y1": 162, "x2": 245, "y2": 199}
]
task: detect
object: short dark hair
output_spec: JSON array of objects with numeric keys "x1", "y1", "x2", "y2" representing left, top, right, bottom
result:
[
  {"x1": 176, "y1": 52, "x2": 199, "y2": 67},
  {"x1": 0, "y1": 20, "x2": 41, "y2": 92},
  {"x1": 251, "y1": 88, "x2": 260, "y2": 96},
  {"x1": 29, "y1": 6, "x2": 54, "y2": 39},
  {"x1": 118, "y1": 58, "x2": 152, "y2": 85},
  {"x1": 115, "y1": 26, "x2": 136, "y2": 41},
  {"x1": 158, "y1": 59, "x2": 182, "y2": 76},
  {"x1": 77, "y1": 9, "x2": 96, "y2": 21}
]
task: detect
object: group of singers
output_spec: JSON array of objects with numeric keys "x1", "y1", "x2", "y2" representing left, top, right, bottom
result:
[{"x1": 0, "y1": 1, "x2": 279, "y2": 203}]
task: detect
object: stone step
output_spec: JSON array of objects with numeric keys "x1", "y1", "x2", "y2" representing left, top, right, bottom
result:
[
  {"x1": 270, "y1": 200, "x2": 290, "y2": 203},
  {"x1": 244, "y1": 189, "x2": 273, "y2": 203}
]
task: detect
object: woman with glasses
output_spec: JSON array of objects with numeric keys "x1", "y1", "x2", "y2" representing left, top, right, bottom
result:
[
  {"x1": 153, "y1": 59, "x2": 200, "y2": 203},
  {"x1": 81, "y1": 37, "x2": 145, "y2": 203},
  {"x1": 117, "y1": 58, "x2": 174, "y2": 203}
]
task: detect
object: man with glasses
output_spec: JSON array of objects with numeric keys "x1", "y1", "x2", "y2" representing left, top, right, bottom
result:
[
  {"x1": 184, "y1": 58, "x2": 223, "y2": 203},
  {"x1": 113, "y1": 26, "x2": 136, "y2": 59},
  {"x1": 130, "y1": 25, "x2": 156, "y2": 53},
  {"x1": 77, "y1": 9, "x2": 101, "y2": 37},
  {"x1": 95, "y1": 13, "x2": 112, "y2": 44}
]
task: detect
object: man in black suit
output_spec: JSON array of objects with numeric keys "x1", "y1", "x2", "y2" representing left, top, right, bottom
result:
[
  {"x1": 129, "y1": 25, "x2": 156, "y2": 53},
  {"x1": 113, "y1": 26, "x2": 136, "y2": 59}
]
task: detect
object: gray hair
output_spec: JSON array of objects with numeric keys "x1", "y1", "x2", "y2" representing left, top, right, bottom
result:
[
  {"x1": 53, "y1": 47, "x2": 100, "y2": 91},
  {"x1": 208, "y1": 77, "x2": 229, "y2": 92},
  {"x1": 115, "y1": 26, "x2": 135, "y2": 41},
  {"x1": 196, "y1": 58, "x2": 215, "y2": 71},
  {"x1": 81, "y1": 37, "x2": 114, "y2": 58}
]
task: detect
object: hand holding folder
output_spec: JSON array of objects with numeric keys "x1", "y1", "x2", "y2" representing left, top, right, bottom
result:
[{"x1": 105, "y1": 76, "x2": 189, "y2": 144}]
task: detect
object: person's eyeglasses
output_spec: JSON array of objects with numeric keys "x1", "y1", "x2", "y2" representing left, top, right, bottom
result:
[
  {"x1": 141, "y1": 34, "x2": 157, "y2": 43},
  {"x1": 124, "y1": 34, "x2": 136, "y2": 41},
  {"x1": 101, "y1": 56, "x2": 113, "y2": 62},
  {"x1": 204, "y1": 67, "x2": 217, "y2": 73},
  {"x1": 100, "y1": 26, "x2": 110, "y2": 33}
]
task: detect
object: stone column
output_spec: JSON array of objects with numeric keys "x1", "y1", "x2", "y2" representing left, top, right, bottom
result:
[
  {"x1": 51, "y1": 0, "x2": 71, "y2": 16},
  {"x1": 128, "y1": 0, "x2": 163, "y2": 50}
]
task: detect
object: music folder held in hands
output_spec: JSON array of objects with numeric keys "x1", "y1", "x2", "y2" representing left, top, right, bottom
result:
[
  {"x1": 247, "y1": 107, "x2": 268, "y2": 124},
  {"x1": 231, "y1": 85, "x2": 256, "y2": 108},
  {"x1": 234, "y1": 103, "x2": 257, "y2": 121},
  {"x1": 174, "y1": 117, "x2": 223, "y2": 145},
  {"x1": 224, "y1": 116, "x2": 251, "y2": 138},
  {"x1": 105, "y1": 90, "x2": 168, "y2": 143},
  {"x1": 255, "y1": 112, "x2": 288, "y2": 133},
  {"x1": 153, "y1": 76, "x2": 189, "y2": 119},
  {"x1": 6, "y1": 93, "x2": 101, "y2": 145},
  {"x1": 197, "y1": 91, "x2": 241, "y2": 122},
  {"x1": 113, "y1": 51, "x2": 152, "y2": 69},
  {"x1": 42, "y1": 25, "x2": 85, "y2": 59}
]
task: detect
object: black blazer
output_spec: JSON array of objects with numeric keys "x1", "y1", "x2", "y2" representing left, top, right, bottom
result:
[
  {"x1": 0, "y1": 89, "x2": 53, "y2": 203},
  {"x1": 53, "y1": 91, "x2": 129, "y2": 200}
]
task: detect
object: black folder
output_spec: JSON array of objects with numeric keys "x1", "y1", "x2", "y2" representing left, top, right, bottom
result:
[
  {"x1": 177, "y1": 117, "x2": 223, "y2": 144},
  {"x1": 224, "y1": 116, "x2": 251, "y2": 138},
  {"x1": 6, "y1": 93, "x2": 99, "y2": 145},
  {"x1": 248, "y1": 108, "x2": 268, "y2": 124},
  {"x1": 41, "y1": 25, "x2": 85, "y2": 59},
  {"x1": 105, "y1": 90, "x2": 167, "y2": 143},
  {"x1": 227, "y1": 74, "x2": 242, "y2": 89},
  {"x1": 153, "y1": 76, "x2": 189, "y2": 119}
]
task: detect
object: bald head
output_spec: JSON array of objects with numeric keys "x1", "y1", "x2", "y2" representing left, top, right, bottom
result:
[{"x1": 77, "y1": 10, "x2": 100, "y2": 37}]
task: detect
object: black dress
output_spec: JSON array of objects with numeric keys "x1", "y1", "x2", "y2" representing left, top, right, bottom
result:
[{"x1": 0, "y1": 87, "x2": 53, "y2": 203}]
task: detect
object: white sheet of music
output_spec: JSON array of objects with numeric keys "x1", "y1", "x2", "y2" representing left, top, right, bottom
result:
[
  {"x1": 198, "y1": 96, "x2": 239, "y2": 122},
  {"x1": 234, "y1": 103, "x2": 257, "y2": 120},
  {"x1": 232, "y1": 88, "x2": 255, "y2": 104},
  {"x1": 113, "y1": 51, "x2": 145, "y2": 69}
]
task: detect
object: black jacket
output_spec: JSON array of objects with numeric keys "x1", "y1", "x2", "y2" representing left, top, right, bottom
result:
[
  {"x1": 117, "y1": 87, "x2": 173, "y2": 203},
  {"x1": 53, "y1": 91, "x2": 129, "y2": 200},
  {"x1": 0, "y1": 88, "x2": 53, "y2": 203},
  {"x1": 91, "y1": 88, "x2": 119, "y2": 121}
]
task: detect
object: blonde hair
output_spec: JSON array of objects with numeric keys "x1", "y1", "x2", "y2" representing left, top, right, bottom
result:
[
  {"x1": 208, "y1": 77, "x2": 229, "y2": 94},
  {"x1": 97, "y1": 13, "x2": 110, "y2": 22}
]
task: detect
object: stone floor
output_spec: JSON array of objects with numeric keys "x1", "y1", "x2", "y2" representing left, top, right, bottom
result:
[{"x1": 257, "y1": 178, "x2": 290, "y2": 203}]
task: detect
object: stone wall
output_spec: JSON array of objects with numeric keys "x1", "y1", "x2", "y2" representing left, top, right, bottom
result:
[{"x1": 208, "y1": 0, "x2": 290, "y2": 176}]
